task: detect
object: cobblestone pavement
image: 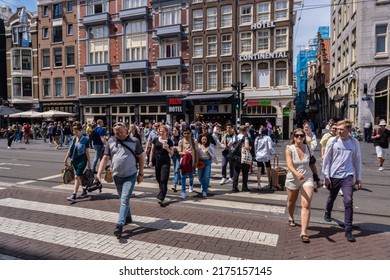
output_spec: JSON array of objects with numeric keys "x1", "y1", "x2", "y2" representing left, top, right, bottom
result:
[{"x1": 0, "y1": 184, "x2": 389, "y2": 260}]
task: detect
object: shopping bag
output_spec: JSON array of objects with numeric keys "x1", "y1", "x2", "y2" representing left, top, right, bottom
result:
[
  {"x1": 104, "y1": 167, "x2": 113, "y2": 183},
  {"x1": 62, "y1": 165, "x2": 74, "y2": 184}
]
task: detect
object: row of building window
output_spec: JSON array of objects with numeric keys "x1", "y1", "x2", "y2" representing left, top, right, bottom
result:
[
  {"x1": 42, "y1": 1, "x2": 73, "y2": 18},
  {"x1": 193, "y1": 1, "x2": 288, "y2": 31}
]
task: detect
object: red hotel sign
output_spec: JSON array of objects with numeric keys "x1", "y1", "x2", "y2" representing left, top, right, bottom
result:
[{"x1": 167, "y1": 98, "x2": 183, "y2": 113}]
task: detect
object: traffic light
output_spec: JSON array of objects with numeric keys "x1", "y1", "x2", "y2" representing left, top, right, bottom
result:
[
  {"x1": 242, "y1": 92, "x2": 248, "y2": 109},
  {"x1": 240, "y1": 82, "x2": 247, "y2": 90}
]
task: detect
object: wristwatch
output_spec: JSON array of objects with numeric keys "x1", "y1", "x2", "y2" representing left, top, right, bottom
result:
[{"x1": 138, "y1": 173, "x2": 144, "y2": 176}]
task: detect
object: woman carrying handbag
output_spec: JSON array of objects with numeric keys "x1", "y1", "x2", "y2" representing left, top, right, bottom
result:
[
  {"x1": 197, "y1": 133, "x2": 215, "y2": 198},
  {"x1": 64, "y1": 122, "x2": 91, "y2": 203}
]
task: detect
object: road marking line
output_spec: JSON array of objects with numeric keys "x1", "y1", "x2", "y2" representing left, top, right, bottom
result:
[
  {"x1": 17, "y1": 180, "x2": 37, "y2": 185},
  {"x1": 51, "y1": 184, "x2": 145, "y2": 196},
  {"x1": 0, "y1": 163, "x2": 30, "y2": 166},
  {"x1": 0, "y1": 167, "x2": 11, "y2": 170},
  {"x1": 0, "y1": 187, "x2": 6, "y2": 190},
  {"x1": 0, "y1": 198, "x2": 279, "y2": 247},
  {"x1": 0, "y1": 217, "x2": 239, "y2": 260},
  {"x1": 38, "y1": 174, "x2": 62, "y2": 181}
]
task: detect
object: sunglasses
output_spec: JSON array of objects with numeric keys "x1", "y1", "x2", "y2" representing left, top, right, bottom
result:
[
  {"x1": 114, "y1": 122, "x2": 126, "y2": 128},
  {"x1": 294, "y1": 134, "x2": 305, "y2": 138}
]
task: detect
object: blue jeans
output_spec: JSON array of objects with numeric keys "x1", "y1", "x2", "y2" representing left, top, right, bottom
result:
[
  {"x1": 113, "y1": 173, "x2": 137, "y2": 226},
  {"x1": 326, "y1": 175, "x2": 354, "y2": 232},
  {"x1": 198, "y1": 159, "x2": 211, "y2": 192},
  {"x1": 92, "y1": 145, "x2": 103, "y2": 173},
  {"x1": 181, "y1": 172, "x2": 194, "y2": 192},
  {"x1": 221, "y1": 152, "x2": 234, "y2": 179},
  {"x1": 172, "y1": 152, "x2": 181, "y2": 185}
]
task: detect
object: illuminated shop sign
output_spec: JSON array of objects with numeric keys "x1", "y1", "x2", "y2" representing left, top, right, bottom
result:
[
  {"x1": 167, "y1": 98, "x2": 183, "y2": 113},
  {"x1": 239, "y1": 51, "x2": 288, "y2": 61}
]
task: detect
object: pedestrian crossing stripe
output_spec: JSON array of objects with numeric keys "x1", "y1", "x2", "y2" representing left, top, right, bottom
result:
[
  {"x1": 0, "y1": 198, "x2": 279, "y2": 247},
  {"x1": 0, "y1": 216, "x2": 239, "y2": 260},
  {"x1": 50, "y1": 183, "x2": 286, "y2": 215}
]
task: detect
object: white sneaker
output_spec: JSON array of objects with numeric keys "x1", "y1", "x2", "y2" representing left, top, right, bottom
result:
[
  {"x1": 181, "y1": 191, "x2": 186, "y2": 199},
  {"x1": 338, "y1": 189, "x2": 343, "y2": 196},
  {"x1": 220, "y1": 178, "x2": 228, "y2": 185},
  {"x1": 257, "y1": 184, "x2": 262, "y2": 190},
  {"x1": 379, "y1": 166, "x2": 384, "y2": 171},
  {"x1": 227, "y1": 178, "x2": 233, "y2": 183},
  {"x1": 67, "y1": 194, "x2": 76, "y2": 203},
  {"x1": 7, "y1": 146, "x2": 10, "y2": 149},
  {"x1": 202, "y1": 191, "x2": 207, "y2": 198},
  {"x1": 189, "y1": 185, "x2": 193, "y2": 192}
]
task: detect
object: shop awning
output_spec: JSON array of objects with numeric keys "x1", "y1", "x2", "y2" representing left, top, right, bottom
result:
[{"x1": 182, "y1": 93, "x2": 233, "y2": 101}]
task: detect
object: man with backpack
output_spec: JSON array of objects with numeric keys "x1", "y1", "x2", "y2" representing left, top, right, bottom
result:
[
  {"x1": 90, "y1": 119, "x2": 107, "y2": 174},
  {"x1": 229, "y1": 125, "x2": 252, "y2": 192},
  {"x1": 372, "y1": 119, "x2": 390, "y2": 171}
]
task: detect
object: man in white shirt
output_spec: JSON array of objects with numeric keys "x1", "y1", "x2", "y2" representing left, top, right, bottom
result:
[{"x1": 322, "y1": 120, "x2": 362, "y2": 242}]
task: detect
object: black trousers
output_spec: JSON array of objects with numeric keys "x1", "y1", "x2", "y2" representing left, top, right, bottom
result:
[
  {"x1": 232, "y1": 163, "x2": 250, "y2": 190},
  {"x1": 155, "y1": 157, "x2": 170, "y2": 201}
]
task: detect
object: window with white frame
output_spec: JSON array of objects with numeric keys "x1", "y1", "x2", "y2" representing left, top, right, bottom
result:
[
  {"x1": 207, "y1": 36, "x2": 217, "y2": 56},
  {"x1": 257, "y1": 62, "x2": 270, "y2": 87},
  {"x1": 53, "y1": 26, "x2": 62, "y2": 43},
  {"x1": 207, "y1": 8, "x2": 217, "y2": 29},
  {"x1": 66, "y1": 46, "x2": 75, "y2": 66},
  {"x1": 12, "y1": 49, "x2": 32, "y2": 71},
  {"x1": 241, "y1": 64, "x2": 252, "y2": 88},
  {"x1": 193, "y1": 37, "x2": 203, "y2": 57},
  {"x1": 222, "y1": 63, "x2": 232, "y2": 90},
  {"x1": 257, "y1": 2, "x2": 270, "y2": 21},
  {"x1": 42, "y1": 49, "x2": 50, "y2": 69},
  {"x1": 275, "y1": 0, "x2": 288, "y2": 20},
  {"x1": 53, "y1": 3, "x2": 63, "y2": 19},
  {"x1": 67, "y1": 24, "x2": 73, "y2": 36},
  {"x1": 43, "y1": 78, "x2": 51, "y2": 97},
  {"x1": 124, "y1": 21, "x2": 146, "y2": 61},
  {"x1": 66, "y1": 1, "x2": 73, "y2": 12},
  {"x1": 161, "y1": 38, "x2": 179, "y2": 58},
  {"x1": 193, "y1": 65, "x2": 203, "y2": 91},
  {"x1": 240, "y1": 5, "x2": 252, "y2": 25},
  {"x1": 257, "y1": 30, "x2": 269, "y2": 52},
  {"x1": 43, "y1": 5, "x2": 48, "y2": 16},
  {"x1": 43, "y1": 27, "x2": 49, "y2": 39},
  {"x1": 54, "y1": 48, "x2": 62, "y2": 67},
  {"x1": 13, "y1": 77, "x2": 32, "y2": 98},
  {"x1": 221, "y1": 34, "x2": 232, "y2": 55},
  {"x1": 221, "y1": 5, "x2": 232, "y2": 28},
  {"x1": 12, "y1": 26, "x2": 31, "y2": 46},
  {"x1": 90, "y1": 75, "x2": 109, "y2": 94},
  {"x1": 125, "y1": 73, "x2": 147, "y2": 93},
  {"x1": 87, "y1": 0, "x2": 109, "y2": 15},
  {"x1": 123, "y1": 0, "x2": 147, "y2": 9},
  {"x1": 162, "y1": 71, "x2": 179, "y2": 91},
  {"x1": 66, "y1": 77, "x2": 75, "y2": 96},
  {"x1": 54, "y1": 78, "x2": 63, "y2": 96},
  {"x1": 275, "y1": 28, "x2": 287, "y2": 50},
  {"x1": 207, "y1": 64, "x2": 217, "y2": 90},
  {"x1": 193, "y1": 10, "x2": 203, "y2": 31},
  {"x1": 240, "y1": 32, "x2": 252, "y2": 53},
  {"x1": 89, "y1": 26, "x2": 109, "y2": 64},
  {"x1": 160, "y1": 5, "x2": 180, "y2": 26},
  {"x1": 275, "y1": 60, "x2": 287, "y2": 86},
  {"x1": 376, "y1": 24, "x2": 387, "y2": 54}
]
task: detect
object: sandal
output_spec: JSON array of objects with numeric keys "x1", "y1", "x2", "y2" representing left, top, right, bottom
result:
[
  {"x1": 300, "y1": 234, "x2": 310, "y2": 243},
  {"x1": 288, "y1": 219, "x2": 296, "y2": 227}
]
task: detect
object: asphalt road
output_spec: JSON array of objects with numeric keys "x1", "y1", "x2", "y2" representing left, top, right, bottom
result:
[{"x1": 0, "y1": 138, "x2": 389, "y2": 232}]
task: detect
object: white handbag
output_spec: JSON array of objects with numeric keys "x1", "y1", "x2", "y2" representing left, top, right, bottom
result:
[{"x1": 241, "y1": 146, "x2": 252, "y2": 165}]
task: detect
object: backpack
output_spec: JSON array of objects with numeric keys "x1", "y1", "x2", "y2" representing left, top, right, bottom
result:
[
  {"x1": 228, "y1": 138, "x2": 244, "y2": 164},
  {"x1": 180, "y1": 152, "x2": 193, "y2": 174},
  {"x1": 89, "y1": 127, "x2": 99, "y2": 141}
]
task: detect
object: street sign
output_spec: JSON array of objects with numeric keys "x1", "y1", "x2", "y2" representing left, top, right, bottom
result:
[{"x1": 349, "y1": 104, "x2": 358, "y2": 108}]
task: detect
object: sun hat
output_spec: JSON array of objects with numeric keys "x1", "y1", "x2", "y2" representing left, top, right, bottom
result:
[{"x1": 379, "y1": 119, "x2": 387, "y2": 126}]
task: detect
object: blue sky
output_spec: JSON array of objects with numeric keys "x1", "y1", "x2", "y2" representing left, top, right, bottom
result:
[{"x1": 3, "y1": 0, "x2": 331, "y2": 70}]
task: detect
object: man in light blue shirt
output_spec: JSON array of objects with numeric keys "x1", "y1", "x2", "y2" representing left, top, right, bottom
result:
[{"x1": 322, "y1": 120, "x2": 362, "y2": 242}]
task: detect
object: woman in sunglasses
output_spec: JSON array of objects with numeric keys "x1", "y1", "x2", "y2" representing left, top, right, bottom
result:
[{"x1": 285, "y1": 128, "x2": 316, "y2": 243}]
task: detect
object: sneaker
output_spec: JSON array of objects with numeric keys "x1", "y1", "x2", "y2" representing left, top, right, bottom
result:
[
  {"x1": 171, "y1": 184, "x2": 178, "y2": 192},
  {"x1": 181, "y1": 191, "x2": 186, "y2": 199},
  {"x1": 79, "y1": 190, "x2": 88, "y2": 199},
  {"x1": 114, "y1": 224, "x2": 123, "y2": 239},
  {"x1": 242, "y1": 187, "x2": 251, "y2": 192},
  {"x1": 220, "y1": 178, "x2": 228, "y2": 185},
  {"x1": 189, "y1": 185, "x2": 193, "y2": 192},
  {"x1": 257, "y1": 184, "x2": 262, "y2": 190},
  {"x1": 125, "y1": 216, "x2": 133, "y2": 225},
  {"x1": 324, "y1": 211, "x2": 332, "y2": 222},
  {"x1": 379, "y1": 166, "x2": 384, "y2": 171},
  {"x1": 158, "y1": 199, "x2": 167, "y2": 207},
  {"x1": 202, "y1": 191, "x2": 207, "y2": 198},
  {"x1": 227, "y1": 178, "x2": 233, "y2": 183},
  {"x1": 338, "y1": 189, "x2": 343, "y2": 196},
  {"x1": 232, "y1": 188, "x2": 239, "y2": 193},
  {"x1": 345, "y1": 231, "x2": 356, "y2": 242},
  {"x1": 7, "y1": 146, "x2": 10, "y2": 149},
  {"x1": 66, "y1": 194, "x2": 76, "y2": 203}
]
